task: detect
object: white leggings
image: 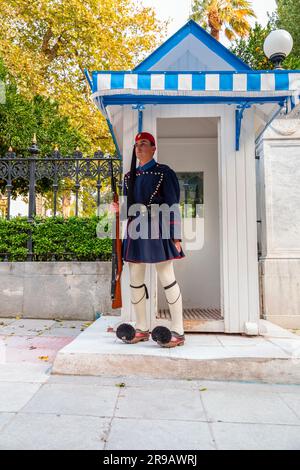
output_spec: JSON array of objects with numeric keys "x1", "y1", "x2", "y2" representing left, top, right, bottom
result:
[{"x1": 128, "y1": 260, "x2": 184, "y2": 335}]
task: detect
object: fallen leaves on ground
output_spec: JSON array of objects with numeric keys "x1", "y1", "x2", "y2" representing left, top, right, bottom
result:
[{"x1": 38, "y1": 355, "x2": 49, "y2": 362}]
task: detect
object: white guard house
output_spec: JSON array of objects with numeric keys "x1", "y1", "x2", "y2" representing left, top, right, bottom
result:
[{"x1": 85, "y1": 20, "x2": 300, "y2": 335}]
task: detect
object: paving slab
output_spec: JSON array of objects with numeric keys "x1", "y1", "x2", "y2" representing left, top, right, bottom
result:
[
  {"x1": 0, "y1": 319, "x2": 16, "y2": 328},
  {"x1": 0, "y1": 382, "x2": 41, "y2": 412},
  {"x1": 106, "y1": 418, "x2": 215, "y2": 450},
  {"x1": 0, "y1": 319, "x2": 56, "y2": 336},
  {"x1": 200, "y1": 388, "x2": 300, "y2": 425},
  {"x1": 0, "y1": 332, "x2": 75, "y2": 364},
  {"x1": 21, "y1": 383, "x2": 120, "y2": 417},
  {"x1": 115, "y1": 386, "x2": 206, "y2": 421},
  {"x1": 211, "y1": 422, "x2": 300, "y2": 450},
  {"x1": 0, "y1": 413, "x2": 16, "y2": 433},
  {"x1": 0, "y1": 363, "x2": 50, "y2": 383},
  {"x1": 278, "y1": 393, "x2": 300, "y2": 420},
  {"x1": 0, "y1": 413, "x2": 109, "y2": 450}
]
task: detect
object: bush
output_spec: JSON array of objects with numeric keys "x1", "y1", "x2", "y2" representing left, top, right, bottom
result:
[{"x1": 0, "y1": 215, "x2": 113, "y2": 261}]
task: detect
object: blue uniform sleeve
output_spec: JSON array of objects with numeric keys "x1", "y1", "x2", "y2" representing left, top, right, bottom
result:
[{"x1": 161, "y1": 168, "x2": 182, "y2": 242}]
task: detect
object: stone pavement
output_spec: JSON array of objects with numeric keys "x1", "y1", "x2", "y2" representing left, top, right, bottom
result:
[
  {"x1": 0, "y1": 317, "x2": 300, "y2": 450},
  {"x1": 0, "y1": 318, "x2": 92, "y2": 364}
]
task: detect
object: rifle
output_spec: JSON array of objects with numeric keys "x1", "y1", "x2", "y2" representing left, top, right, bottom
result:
[{"x1": 109, "y1": 158, "x2": 123, "y2": 309}]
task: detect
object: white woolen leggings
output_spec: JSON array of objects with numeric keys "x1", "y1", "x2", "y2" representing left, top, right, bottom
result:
[{"x1": 128, "y1": 260, "x2": 184, "y2": 336}]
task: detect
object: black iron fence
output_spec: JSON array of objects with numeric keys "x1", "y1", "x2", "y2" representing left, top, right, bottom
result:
[{"x1": 0, "y1": 137, "x2": 123, "y2": 261}]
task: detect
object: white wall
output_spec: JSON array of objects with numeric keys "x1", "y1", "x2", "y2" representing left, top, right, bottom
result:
[{"x1": 157, "y1": 129, "x2": 220, "y2": 310}]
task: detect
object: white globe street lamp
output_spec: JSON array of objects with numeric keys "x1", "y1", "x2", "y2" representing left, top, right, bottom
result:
[{"x1": 263, "y1": 29, "x2": 293, "y2": 69}]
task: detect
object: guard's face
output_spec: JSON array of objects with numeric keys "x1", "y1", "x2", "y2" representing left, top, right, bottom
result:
[{"x1": 134, "y1": 139, "x2": 156, "y2": 162}]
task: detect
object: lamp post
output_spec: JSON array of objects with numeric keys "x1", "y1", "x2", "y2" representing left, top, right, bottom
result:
[{"x1": 263, "y1": 29, "x2": 293, "y2": 69}]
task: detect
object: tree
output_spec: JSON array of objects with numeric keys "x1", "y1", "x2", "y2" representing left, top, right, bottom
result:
[
  {"x1": 0, "y1": 58, "x2": 86, "y2": 156},
  {"x1": 230, "y1": 10, "x2": 300, "y2": 70},
  {"x1": 0, "y1": 0, "x2": 167, "y2": 152},
  {"x1": 229, "y1": 16, "x2": 276, "y2": 69},
  {"x1": 190, "y1": 0, "x2": 256, "y2": 41},
  {"x1": 276, "y1": 0, "x2": 300, "y2": 68},
  {"x1": 0, "y1": 58, "x2": 88, "y2": 211}
]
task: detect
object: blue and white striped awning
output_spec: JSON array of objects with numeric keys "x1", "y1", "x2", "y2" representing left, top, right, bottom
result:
[
  {"x1": 89, "y1": 70, "x2": 300, "y2": 103},
  {"x1": 84, "y1": 69, "x2": 300, "y2": 153}
]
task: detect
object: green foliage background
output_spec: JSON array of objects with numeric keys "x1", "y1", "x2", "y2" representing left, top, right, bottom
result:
[{"x1": 0, "y1": 215, "x2": 113, "y2": 261}]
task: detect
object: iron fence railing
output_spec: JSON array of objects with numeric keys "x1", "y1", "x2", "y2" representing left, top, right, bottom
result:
[{"x1": 0, "y1": 137, "x2": 123, "y2": 261}]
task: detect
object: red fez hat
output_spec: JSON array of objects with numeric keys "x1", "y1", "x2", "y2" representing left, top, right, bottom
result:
[{"x1": 135, "y1": 132, "x2": 156, "y2": 146}]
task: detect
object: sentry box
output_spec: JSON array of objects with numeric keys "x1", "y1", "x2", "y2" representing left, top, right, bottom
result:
[{"x1": 85, "y1": 20, "x2": 300, "y2": 335}]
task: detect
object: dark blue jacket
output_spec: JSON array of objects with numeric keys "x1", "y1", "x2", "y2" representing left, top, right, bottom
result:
[{"x1": 120, "y1": 158, "x2": 185, "y2": 263}]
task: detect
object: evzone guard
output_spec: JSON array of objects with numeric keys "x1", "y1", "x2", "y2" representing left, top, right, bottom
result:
[{"x1": 111, "y1": 131, "x2": 186, "y2": 347}]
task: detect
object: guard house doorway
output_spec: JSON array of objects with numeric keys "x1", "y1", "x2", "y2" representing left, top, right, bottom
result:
[{"x1": 155, "y1": 117, "x2": 223, "y2": 332}]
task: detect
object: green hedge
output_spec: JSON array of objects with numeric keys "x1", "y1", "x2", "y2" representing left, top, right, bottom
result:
[{"x1": 0, "y1": 215, "x2": 113, "y2": 261}]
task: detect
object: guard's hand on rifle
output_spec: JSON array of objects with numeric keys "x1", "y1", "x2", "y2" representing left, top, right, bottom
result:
[{"x1": 172, "y1": 239, "x2": 182, "y2": 253}]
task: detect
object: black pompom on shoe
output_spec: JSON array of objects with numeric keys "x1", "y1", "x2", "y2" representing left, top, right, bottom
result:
[
  {"x1": 151, "y1": 326, "x2": 172, "y2": 344},
  {"x1": 116, "y1": 323, "x2": 136, "y2": 343}
]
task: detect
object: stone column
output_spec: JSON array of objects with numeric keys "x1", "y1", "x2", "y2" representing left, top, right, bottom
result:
[{"x1": 256, "y1": 111, "x2": 300, "y2": 329}]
